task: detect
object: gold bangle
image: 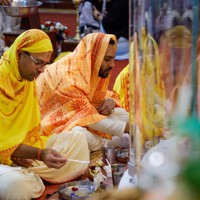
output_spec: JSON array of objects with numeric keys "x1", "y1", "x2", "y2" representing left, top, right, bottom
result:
[{"x1": 37, "y1": 149, "x2": 42, "y2": 161}]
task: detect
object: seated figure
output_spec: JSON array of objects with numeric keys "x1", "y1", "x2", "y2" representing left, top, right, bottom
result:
[
  {"x1": 36, "y1": 32, "x2": 130, "y2": 151},
  {"x1": 0, "y1": 29, "x2": 90, "y2": 200},
  {"x1": 113, "y1": 65, "x2": 129, "y2": 112},
  {"x1": 113, "y1": 35, "x2": 167, "y2": 148}
]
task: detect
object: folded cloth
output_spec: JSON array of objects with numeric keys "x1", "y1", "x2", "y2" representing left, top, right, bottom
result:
[{"x1": 0, "y1": 164, "x2": 22, "y2": 175}]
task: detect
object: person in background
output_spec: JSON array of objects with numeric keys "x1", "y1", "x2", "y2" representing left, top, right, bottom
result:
[
  {"x1": 79, "y1": 0, "x2": 103, "y2": 37},
  {"x1": 0, "y1": 29, "x2": 89, "y2": 200},
  {"x1": 100, "y1": 0, "x2": 129, "y2": 60},
  {"x1": 36, "y1": 32, "x2": 130, "y2": 152},
  {"x1": 113, "y1": 64, "x2": 129, "y2": 112}
]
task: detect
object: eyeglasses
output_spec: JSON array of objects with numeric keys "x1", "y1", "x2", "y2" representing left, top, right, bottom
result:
[{"x1": 24, "y1": 51, "x2": 51, "y2": 68}]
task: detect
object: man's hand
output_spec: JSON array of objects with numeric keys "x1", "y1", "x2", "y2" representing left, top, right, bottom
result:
[
  {"x1": 96, "y1": 98, "x2": 115, "y2": 116},
  {"x1": 11, "y1": 158, "x2": 33, "y2": 168},
  {"x1": 40, "y1": 148, "x2": 67, "y2": 169},
  {"x1": 11, "y1": 144, "x2": 67, "y2": 169}
]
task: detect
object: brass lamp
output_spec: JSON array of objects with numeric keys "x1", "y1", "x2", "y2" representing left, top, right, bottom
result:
[{"x1": 72, "y1": 0, "x2": 82, "y2": 41}]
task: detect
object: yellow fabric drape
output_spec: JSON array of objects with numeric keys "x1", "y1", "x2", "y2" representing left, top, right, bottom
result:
[
  {"x1": 37, "y1": 33, "x2": 119, "y2": 139},
  {"x1": 0, "y1": 29, "x2": 53, "y2": 165},
  {"x1": 113, "y1": 65, "x2": 129, "y2": 112},
  {"x1": 120, "y1": 33, "x2": 166, "y2": 147},
  {"x1": 114, "y1": 35, "x2": 166, "y2": 142},
  {"x1": 139, "y1": 35, "x2": 166, "y2": 141},
  {"x1": 53, "y1": 51, "x2": 71, "y2": 62}
]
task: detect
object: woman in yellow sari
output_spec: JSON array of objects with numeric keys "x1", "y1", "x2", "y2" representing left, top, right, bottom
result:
[
  {"x1": 36, "y1": 32, "x2": 130, "y2": 151},
  {"x1": 113, "y1": 64, "x2": 130, "y2": 112},
  {"x1": 0, "y1": 29, "x2": 89, "y2": 200}
]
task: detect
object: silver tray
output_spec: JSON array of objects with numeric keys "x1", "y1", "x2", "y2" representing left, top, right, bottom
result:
[
  {"x1": 58, "y1": 180, "x2": 97, "y2": 200},
  {"x1": 2, "y1": 1, "x2": 42, "y2": 17}
]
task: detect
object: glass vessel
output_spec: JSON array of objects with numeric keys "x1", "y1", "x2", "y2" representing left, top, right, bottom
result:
[{"x1": 128, "y1": 0, "x2": 200, "y2": 184}]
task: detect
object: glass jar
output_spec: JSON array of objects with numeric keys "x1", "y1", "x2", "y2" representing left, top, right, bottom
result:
[{"x1": 128, "y1": 0, "x2": 200, "y2": 185}]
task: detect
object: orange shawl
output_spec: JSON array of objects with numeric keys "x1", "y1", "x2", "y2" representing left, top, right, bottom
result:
[{"x1": 37, "y1": 33, "x2": 119, "y2": 139}]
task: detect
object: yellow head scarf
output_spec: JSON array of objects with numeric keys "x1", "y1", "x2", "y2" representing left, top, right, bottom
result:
[
  {"x1": 0, "y1": 29, "x2": 53, "y2": 165},
  {"x1": 37, "y1": 33, "x2": 118, "y2": 139}
]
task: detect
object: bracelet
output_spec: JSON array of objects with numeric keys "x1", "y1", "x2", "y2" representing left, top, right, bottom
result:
[{"x1": 37, "y1": 149, "x2": 42, "y2": 161}]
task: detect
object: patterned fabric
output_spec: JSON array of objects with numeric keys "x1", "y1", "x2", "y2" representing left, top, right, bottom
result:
[
  {"x1": 0, "y1": 29, "x2": 53, "y2": 165},
  {"x1": 37, "y1": 33, "x2": 120, "y2": 139}
]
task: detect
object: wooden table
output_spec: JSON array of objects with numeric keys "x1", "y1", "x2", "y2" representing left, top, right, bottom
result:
[{"x1": 61, "y1": 38, "x2": 79, "y2": 52}]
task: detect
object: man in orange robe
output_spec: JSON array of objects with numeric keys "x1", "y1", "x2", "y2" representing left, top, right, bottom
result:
[{"x1": 36, "y1": 33, "x2": 130, "y2": 151}]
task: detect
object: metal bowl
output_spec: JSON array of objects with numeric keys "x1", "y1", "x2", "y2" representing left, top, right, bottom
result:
[
  {"x1": 58, "y1": 180, "x2": 97, "y2": 200},
  {"x1": 2, "y1": 1, "x2": 42, "y2": 17},
  {"x1": 115, "y1": 148, "x2": 129, "y2": 163}
]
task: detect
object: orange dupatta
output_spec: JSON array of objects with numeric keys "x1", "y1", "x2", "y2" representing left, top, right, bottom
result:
[
  {"x1": 0, "y1": 29, "x2": 53, "y2": 165},
  {"x1": 37, "y1": 33, "x2": 118, "y2": 139}
]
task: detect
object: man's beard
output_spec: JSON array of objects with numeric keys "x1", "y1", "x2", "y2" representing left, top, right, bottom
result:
[{"x1": 98, "y1": 68, "x2": 112, "y2": 78}]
